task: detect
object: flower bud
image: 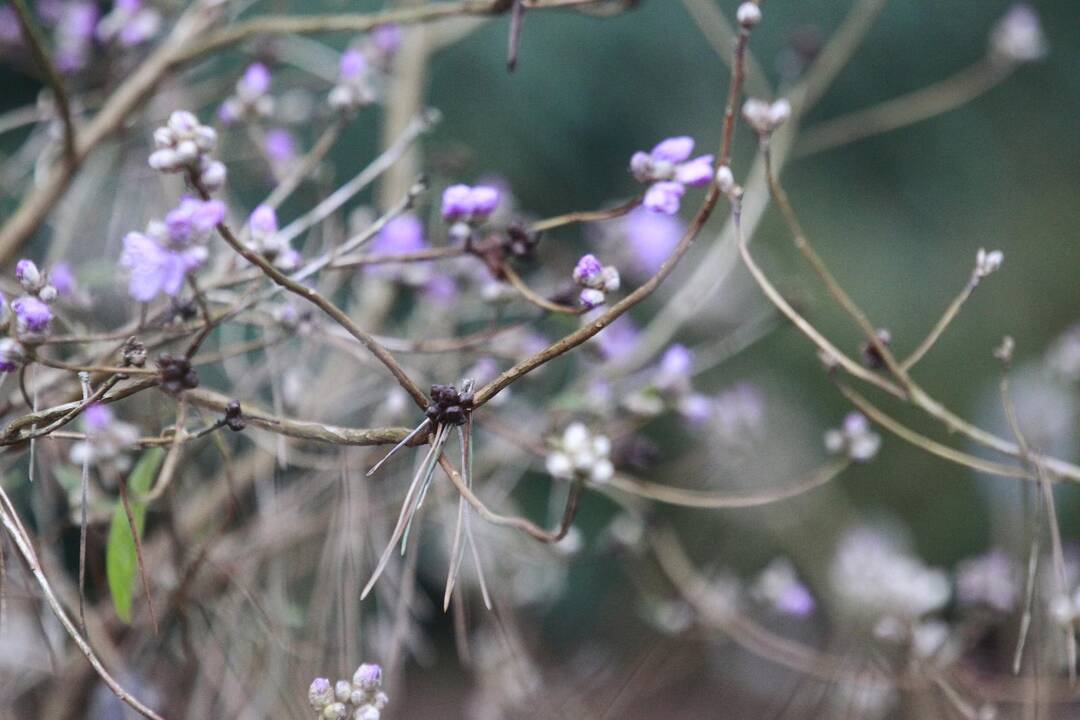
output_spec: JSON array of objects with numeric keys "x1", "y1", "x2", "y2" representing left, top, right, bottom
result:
[
  {"x1": 15, "y1": 259, "x2": 41, "y2": 290},
  {"x1": 736, "y1": 2, "x2": 762, "y2": 28}
]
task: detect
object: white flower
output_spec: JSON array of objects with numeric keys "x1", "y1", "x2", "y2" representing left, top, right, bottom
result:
[
  {"x1": 545, "y1": 422, "x2": 614, "y2": 484},
  {"x1": 736, "y1": 2, "x2": 762, "y2": 28},
  {"x1": 824, "y1": 411, "x2": 881, "y2": 462}
]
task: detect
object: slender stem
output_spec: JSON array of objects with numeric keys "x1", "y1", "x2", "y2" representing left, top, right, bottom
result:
[
  {"x1": 796, "y1": 57, "x2": 1012, "y2": 157},
  {"x1": 528, "y1": 195, "x2": 642, "y2": 233},
  {"x1": 9, "y1": 0, "x2": 77, "y2": 164},
  {"x1": 500, "y1": 263, "x2": 583, "y2": 315},
  {"x1": 901, "y1": 275, "x2": 978, "y2": 370},
  {"x1": 0, "y1": 488, "x2": 167, "y2": 720}
]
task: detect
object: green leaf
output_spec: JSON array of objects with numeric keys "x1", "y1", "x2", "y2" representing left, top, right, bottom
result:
[{"x1": 105, "y1": 448, "x2": 164, "y2": 623}]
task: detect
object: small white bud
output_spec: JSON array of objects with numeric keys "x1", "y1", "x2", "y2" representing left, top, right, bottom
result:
[
  {"x1": 742, "y1": 97, "x2": 791, "y2": 135},
  {"x1": 322, "y1": 703, "x2": 348, "y2": 720},
  {"x1": 990, "y1": 4, "x2": 1047, "y2": 64},
  {"x1": 194, "y1": 125, "x2": 217, "y2": 152},
  {"x1": 37, "y1": 285, "x2": 57, "y2": 303},
  {"x1": 974, "y1": 248, "x2": 1003, "y2": 280},
  {"x1": 600, "y1": 266, "x2": 621, "y2": 293},
  {"x1": 715, "y1": 164, "x2": 735, "y2": 194},
  {"x1": 167, "y1": 110, "x2": 198, "y2": 135},
  {"x1": 736, "y1": 2, "x2": 762, "y2": 28},
  {"x1": 148, "y1": 148, "x2": 179, "y2": 171},
  {"x1": 334, "y1": 680, "x2": 351, "y2": 703},
  {"x1": 174, "y1": 139, "x2": 199, "y2": 164},
  {"x1": 200, "y1": 160, "x2": 227, "y2": 192},
  {"x1": 152, "y1": 127, "x2": 174, "y2": 148},
  {"x1": 328, "y1": 85, "x2": 354, "y2": 110}
]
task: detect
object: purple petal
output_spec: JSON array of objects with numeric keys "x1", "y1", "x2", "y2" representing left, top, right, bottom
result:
[
  {"x1": 643, "y1": 181, "x2": 685, "y2": 215},
  {"x1": 675, "y1": 155, "x2": 714, "y2": 187},
  {"x1": 650, "y1": 136, "x2": 694, "y2": 163}
]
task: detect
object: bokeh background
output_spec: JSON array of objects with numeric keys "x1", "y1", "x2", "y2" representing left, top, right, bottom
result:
[{"x1": 2, "y1": 0, "x2": 1079, "y2": 717}]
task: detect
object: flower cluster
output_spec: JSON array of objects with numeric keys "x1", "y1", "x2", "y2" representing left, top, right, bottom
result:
[
  {"x1": 742, "y1": 97, "x2": 791, "y2": 136},
  {"x1": 752, "y1": 557, "x2": 815, "y2": 617},
  {"x1": 955, "y1": 549, "x2": 1019, "y2": 613},
  {"x1": 218, "y1": 62, "x2": 274, "y2": 126},
  {"x1": 120, "y1": 197, "x2": 225, "y2": 301},
  {"x1": 247, "y1": 204, "x2": 300, "y2": 270},
  {"x1": 95, "y1": 0, "x2": 161, "y2": 48},
  {"x1": 442, "y1": 184, "x2": 501, "y2": 243},
  {"x1": 824, "y1": 411, "x2": 881, "y2": 462},
  {"x1": 148, "y1": 111, "x2": 226, "y2": 192},
  {"x1": 623, "y1": 344, "x2": 714, "y2": 424},
  {"x1": 571, "y1": 253, "x2": 620, "y2": 309},
  {"x1": 973, "y1": 247, "x2": 1004, "y2": 281},
  {"x1": 328, "y1": 26, "x2": 402, "y2": 112},
  {"x1": 425, "y1": 383, "x2": 474, "y2": 426},
  {"x1": 545, "y1": 422, "x2": 614, "y2": 484},
  {"x1": 69, "y1": 403, "x2": 140, "y2": 470},
  {"x1": 830, "y1": 526, "x2": 950, "y2": 621},
  {"x1": 308, "y1": 663, "x2": 388, "y2": 720},
  {"x1": 630, "y1": 136, "x2": 713, "y2": 215},
  {"x1": 990, "y1": 4, "x2": 1047, "y2": 64},
  {"x1": 6, "y1": 259, "x2": 63, "y2": 344}
]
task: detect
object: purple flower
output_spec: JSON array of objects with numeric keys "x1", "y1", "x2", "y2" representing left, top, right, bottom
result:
[
  {"x1": 656, "y1": 344, "x2": 692, "y2": 389},
  {"x1": 424, "y1": 275, "x2": 458, "y2": 303},
  {"x1": 121, "y1": 232, "x2": 191, "y2": 301},
  {"x1": 650, "y1": 136, "x2": 695, "y2": 163},
  {"x1": 373, "y1": 24, "x2": 402, "y2": 56},
  {"x1": 12, "y1": 296, "x2": 52, "y2": 333},
  {"x1": 677, "y1": 393, "x2": 714, "y2": 425},
  {"x1": 441, "y1": 184, "x2": 501, "y2": 223},
  {"x1": 631, "y1": 137, "x2": 713, "y2": 215},
  {"x1": 165, "y1": 198, "x2": 226, "y2": 244},
  {"x1": 621, "y1": 207, "x2": 683, "y2": 277},
  {"x1": 373, "y1": 214, "x2": 425, "y2": 254},
  {"x1": 238, "y1": 63, "x2": 271, "y2": 101},
  {"x1": 572, "y1": 254, "x2": 604, "y2": 286},
  {"x1": 83, "y1": 403, "x2": 114, "y2": 432},
  {"x1": 594, "y1": 316, "x2": 639, "y2": 360},
  {"x1": 340, "y1": 49, "x2": 367, "y2": 80},
  {"x1": 264, "y1": 128, "x2": 296, "y2": 164},
  {"x1": 54, "y1": 2, "x2": 98, "y2": 73},
  {"x1": 643, "y1": 181, "x2": 685, "y2": 215},
  {"x1": 775, "y1": 583, "x2": 816, "y2": 617},
  {"x1": 249, "y1": 205, "x2": 278, "y2": 237},
  {"x1": 48, "y1": 263, "x2": 75, "y2": 296}
]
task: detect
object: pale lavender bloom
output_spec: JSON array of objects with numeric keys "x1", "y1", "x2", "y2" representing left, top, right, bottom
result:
[
  {"x1": 249, "y1": 204, "x2": 278, "y2": 237},
  {"x1": 49, "y1": 262, "x2": 76, "y2": 296},
  {"x1": 0, "y1": 7, "x2": 21, "y2": 44},
  {"x1": 777, "y1": 583, "x2": 816, "y2": 616},
  {"x1": 423, "y1": 275, "x2": 458, "y2": 303},
  {"x1": 372, "y1": 24, "x2": 402, "y2": 56},
  {"x1": 238, "y1": 63, "x2": 271, "y2": 100},
  {"x1": 956, "y1": 550, "x2": 1018, "y2": 613},
  {"x1": 572, "y1": 254, "x2": 604, "y2": 286},
  {"x1": 55, "y1": 2, "x2": 99, "y2": 73},
  {"x1": 12, "y1": 295, "x2": 52, "y2": 333},
  {"x1": 579, "y1": 288, "x2": 605, "y2": 309},
  {"x1": 655, "y1": 344, "x2": 692, "y2": 392},
  {"x1": 643, "y1": 181, "x2": 685, "y2": 215},
  {"x1": 264, "y1": 128, "x2": 297, "y2": 164},
  {"x1": 84, "y1": 403, "x2": 114, "y2": 432},
  {"x1": 620, "y1": 207, "x2": 683, "y2": 277},
  {"x1": 165, "y1": 197, "x2": 226, "y2": 243},
  {"x1": 714, "y1": 382, "x2": 765, "y2": 439},
  {"x1": 825, "y1": 411, "x2": 881, "y2": 462},
  {"x1": 121, "y1": 232, "x2": 189, "y2": 301},
  {"x1": 631, "y1": 136, "x2": 713, "y2": 215},
  {"x1": 991, "y1": 4, "x2": 1047, "y2": 63},
  {"x1": 594, "y1": 315, "x2": 639, "y2": 360},
  {"x1": 372, "y1": 214, "x2": 425, "y2": 254},
  {"x1": 441, "y1": 184, "x2": 500, "y2": 223},
  {"x1": 340, "y1": 49, "x2": 367, "y2": 80},
  {"x1": 677, "y1": 393, "x2": 714, "y2": 425}
]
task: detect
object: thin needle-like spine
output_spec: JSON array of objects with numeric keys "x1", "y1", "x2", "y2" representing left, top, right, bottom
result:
[
  {"x1": 77, "y1": 371, "x2": 91, "y2": 633},
  {"x1": 366, "y1": 418, "x2": 430, "y2": 477}
]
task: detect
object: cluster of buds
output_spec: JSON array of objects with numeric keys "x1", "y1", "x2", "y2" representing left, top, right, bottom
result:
[
  {"x1": 824, "y1": 412, "x2": 881, "y2": 462},
  {"x1": 572, "y1": 253, "x2": 620, "y2": 309},
  {"x1": 442, "y1": 184, "x2": 501, "y2": 243},
  {"x1": 859, "y1": 327, "x2": 893, "y2": 370},
  {"x1": 425, "y1": 382, "x2": 474, "y2": 427},
  {"x1": 148, "y1": 111, "x2": 226, "y2": 193},
  {"x1": 630, "y1": 136, "x2": 714, "y2": 215},
  {"x1": 545, "y1": 422, "x2": 614, "y2": 485},
  {"x1": 247, "y1": 204, "x2": 300, "y2": 270},
  {"x1": 973, "y1": 247, "x2": 1004, "y2": 282},
  {"x1": 10, "y1": 259, "x2": 60, "y2": 342},
  {"x1": 623, "y1": 344, "x2": 713, "y2": 424},
  {"x1": 223, "y1": 400, "x2": 245, "y2": 432},
  {"x1": 741, "y1": 97, "x2": 792, "y2": 137},
  {"x1": 328, "y1": 25, "x2": 402, "y2": 113},
  {"x1": 69, "y1": 403, "x2": 140, "y2": 471},
  {"x1": 218, "y1": 63, "x2": 274, "y2": 125},
  {"x1": 308, "y1": 663, "x2": 389, "y2": 720},
  {"x1": 157, "y1": 354, "x2": 199, "y2": 394},
  {"x1": 95, "y1": 0, "x2": 161, "y2": 48}
]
